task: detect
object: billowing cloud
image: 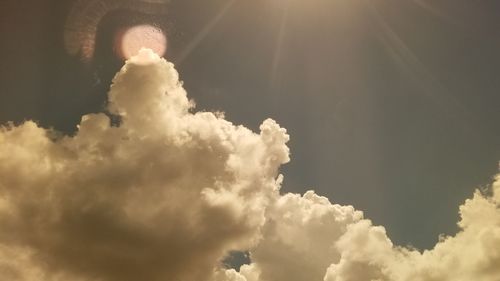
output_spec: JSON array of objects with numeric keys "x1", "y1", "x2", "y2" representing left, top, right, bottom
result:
[
  {"x1": 0, "y1": 49, "x2": 289, "y2": 281},
  {"x1": 217, "y1": 178, "x2": 500, "y2": 281},
  {"x1": 324, "y1": 177, "x2": 500, "y2": 281},
  {"x1": 1, "y1": 49, "x2": 499, "y2": 281}
]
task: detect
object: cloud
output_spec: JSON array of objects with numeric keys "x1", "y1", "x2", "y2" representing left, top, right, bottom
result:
[
  {"x1": 0, "y1": 49, "x2": 289, "y2": 281},
  {"x1": 217, "y1": 177, "x2": 500, "y2": 281},
  {"x1": 1, "y1": 49, "x2": 499, "y2": 281},
  {"x1": 324, "y1": 177, "x2": 500, "y2": 281}
]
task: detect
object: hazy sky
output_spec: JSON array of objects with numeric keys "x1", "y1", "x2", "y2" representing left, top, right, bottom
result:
[{"x1": 1, "y1": 0, "x2": 499, "y2": 253}]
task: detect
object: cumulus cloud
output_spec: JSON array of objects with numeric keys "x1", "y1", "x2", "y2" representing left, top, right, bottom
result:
[
  {"x1": 1, "y1": 49, "x2": 499, "y2": 281},
  {"x1": 324, "y1": 177, "x2": 500, "y2": 281},
  {"x1": 218, "y1": 178, "x2": 500, "y2": 281},
  {"x1": 0, "y1": 49, "x2": 289, "y2": 281}
]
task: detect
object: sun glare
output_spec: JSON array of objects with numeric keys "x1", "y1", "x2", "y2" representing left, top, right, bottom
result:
[{"x1": 114, "y1": 24, "x2": 167, "y2": 60}]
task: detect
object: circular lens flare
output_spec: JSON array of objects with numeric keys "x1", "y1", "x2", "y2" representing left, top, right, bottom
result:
[{"x1": 115, "y1": 24, "x2": 167, "y2": 60}]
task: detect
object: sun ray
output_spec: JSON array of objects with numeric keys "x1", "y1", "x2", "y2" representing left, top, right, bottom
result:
[
  {"x1": 175, "y1": 0, "x2": 237, "y2": 65},
  {"x1": 412, "y1": 0, "x2": 459, "y2": 27},
  {"x1": 367, "y1": 2, "x2": 465, "y2": 118},
  {"x1": 269, "y1": 3, "x2": 290, "y2": 91}
]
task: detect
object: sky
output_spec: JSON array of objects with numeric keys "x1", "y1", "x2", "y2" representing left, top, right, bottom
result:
[{"x1": 0, "y1": 0, "x2": 499, "y2": 280}]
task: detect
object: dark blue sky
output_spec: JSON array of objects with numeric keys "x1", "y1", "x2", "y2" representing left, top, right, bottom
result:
[{"x1": 1, "y1": 0, "x2": 499, "y2": 250}]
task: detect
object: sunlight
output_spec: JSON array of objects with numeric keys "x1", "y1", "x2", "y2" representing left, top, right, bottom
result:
[
  {"x1": 176, "y1": 0, "x2": 237, "y2": 64},
  {"x1": 269, "y1": 2, "x2": 290, "y2": 90}
]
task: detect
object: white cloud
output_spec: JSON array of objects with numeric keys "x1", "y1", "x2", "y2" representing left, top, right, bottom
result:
[
  {"x1": 219, "y1": 176, "x2": 500, "y2": 281},
  {"x1": 1, "y1": 49, "x2": 499, "y2": 281},
  {"x1": 323, "y1": 175, "x2": 500, "y2": 281},
  {"x1": 0, "y1": 49, "x2": 289, "y2": 281},
  {"x1": 240, "y1": 191, "x2": 363, "y2": 281}
]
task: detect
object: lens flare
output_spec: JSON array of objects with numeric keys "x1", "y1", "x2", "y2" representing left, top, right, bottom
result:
[
  {"x1": 115, "y1": 25, "x2": 167, "y2": 60},
  {"x1": 64, "y1": 0, "x2": 170, "y2": 62}
]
